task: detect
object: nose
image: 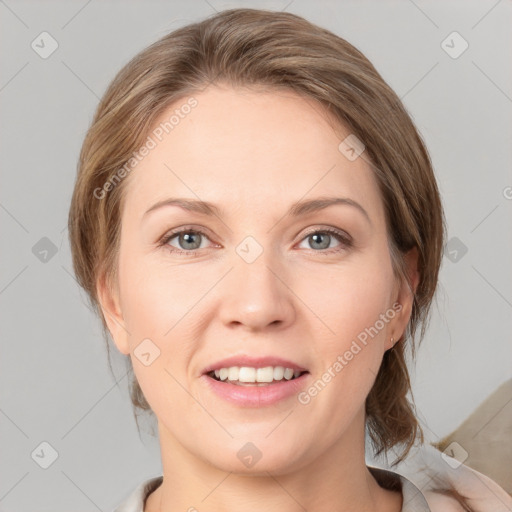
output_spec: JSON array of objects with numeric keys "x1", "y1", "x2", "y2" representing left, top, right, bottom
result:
[{"x1": 217, "y1": 246, "x2": 296, "y2": 332}]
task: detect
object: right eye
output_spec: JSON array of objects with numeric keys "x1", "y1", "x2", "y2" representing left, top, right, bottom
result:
[{"x1": 159, "y1": 228, "x2": 215, "y2": 257}]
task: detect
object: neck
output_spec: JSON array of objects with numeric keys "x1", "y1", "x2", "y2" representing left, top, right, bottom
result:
[{"x1": 145, "y1": 409, "x2": 402, "y2": 512}]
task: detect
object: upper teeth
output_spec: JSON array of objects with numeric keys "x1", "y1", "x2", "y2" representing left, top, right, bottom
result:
[{"x1": 213, "y1": 366, "x2": 302, "y2": 383}]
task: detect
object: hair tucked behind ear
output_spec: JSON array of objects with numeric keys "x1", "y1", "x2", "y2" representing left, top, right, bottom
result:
[{"x1": 68, "y1": 8, "x2": 446, "y2": 467}]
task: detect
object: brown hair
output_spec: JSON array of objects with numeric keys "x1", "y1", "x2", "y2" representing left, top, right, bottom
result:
[{"x1": 68, "y1": 8, "x2": 445, "y2": 465}]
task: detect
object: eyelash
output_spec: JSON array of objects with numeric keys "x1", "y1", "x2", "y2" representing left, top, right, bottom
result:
[{"x1": 157, "y1": 226, "x2": 353, "y2": 258}]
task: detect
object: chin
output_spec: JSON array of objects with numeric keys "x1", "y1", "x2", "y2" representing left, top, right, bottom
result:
[{"x1": 201, "y1": 438, "x2": 309, "y2": 476}]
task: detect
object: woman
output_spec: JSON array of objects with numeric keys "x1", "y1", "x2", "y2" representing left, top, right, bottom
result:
[{"x1": 67, "y1": 8, "x2": 511, "y2": 512}]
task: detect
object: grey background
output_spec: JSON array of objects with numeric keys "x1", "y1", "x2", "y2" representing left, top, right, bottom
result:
[{"x1": 1, "y1": 0, "x2": 511, "y2": 510}]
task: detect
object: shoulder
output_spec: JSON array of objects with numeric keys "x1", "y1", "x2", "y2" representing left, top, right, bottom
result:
[
  {"x1": 421, "y1": 491, "x2": 469, "y2": 512},
  {"x1": 368, "y1": 464, "x2": 467, "y2": 511},
  {"x1": 390, "y1": 443, "x2": 512, "y2": 512},
  {"x1": 113, "y1": 476, "x2": 163, "y2": 512}
]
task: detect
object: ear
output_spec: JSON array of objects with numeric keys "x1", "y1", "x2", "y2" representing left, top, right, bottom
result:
[
  {"x1": 385, "y1": 246, "x2": 420, "y2": 350},
  {"x1": 96, "y1": 273, "x2": 130, "y2": 355}
]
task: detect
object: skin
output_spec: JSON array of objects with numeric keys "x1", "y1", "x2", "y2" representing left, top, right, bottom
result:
[{"x1": 97, "y1": 85, "x2": 419, "y2": 512}]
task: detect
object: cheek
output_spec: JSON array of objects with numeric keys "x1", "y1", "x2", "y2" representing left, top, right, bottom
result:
[
  {"x1": 311, "y1": 259, "x2": 394, "y2": 341},
  {"x1": 118, "y1": 238, "x2": 189, "y2": 336},
  {"x1": 291, "y1": 258, "x2": 396, "y2": 446},
  {"x1": 117, "y1": 243, "x2": 219, "y2": 366},
  {"x1": 302, "y1": 253, "x2": 395, "y2": 395},
  {"x1": 118, "y1": 263, "x2": 200, "y2": 416}
]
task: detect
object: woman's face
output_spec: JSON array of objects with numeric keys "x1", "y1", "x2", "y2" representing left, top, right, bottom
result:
[{"x1": 99, "y1": 85, "x2": 415, "y2": 475}]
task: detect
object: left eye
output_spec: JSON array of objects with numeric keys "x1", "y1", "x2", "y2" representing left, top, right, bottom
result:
[
  {"x1": 298, "y1": 228, "x2": 351, "y2": 252},
  {"x1": 159, "y1": 227, "x2": 351, "y2": 256}
]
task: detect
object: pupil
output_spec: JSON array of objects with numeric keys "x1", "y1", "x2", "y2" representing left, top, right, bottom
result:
[
  {"x1": 311, "y1": 233, "x2": 329, "y2": 250},
  {"x1": 181, "y1": 232, "x2": 200, "y2": 250}
]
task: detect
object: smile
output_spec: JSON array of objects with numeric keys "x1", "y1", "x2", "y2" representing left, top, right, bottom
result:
[
  {"x1": 209, "y1": 365, "x2": 307, "y2": 385},
  {"x1": 202, "y1": 368, "x2": 310, "y2": 407}
]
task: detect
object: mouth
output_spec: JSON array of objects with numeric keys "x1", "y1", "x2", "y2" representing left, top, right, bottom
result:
[
  {"x1": 201, "y1": 363, "x2": 311, "y2": 407},
  {"x1": 207, "y1": 366, "x2": 310, "y2": 386},
  {"x1": 201, "y1": 355, "x2": 309, "y2": 387}
]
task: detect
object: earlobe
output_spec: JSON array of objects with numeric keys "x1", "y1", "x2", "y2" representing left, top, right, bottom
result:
[{"x1": 96, "y1": 273, "x2": 130, "y2": 355}]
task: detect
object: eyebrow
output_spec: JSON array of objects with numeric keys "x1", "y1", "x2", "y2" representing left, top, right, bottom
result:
[{"x1": 143, "y1": 196, "x2": 371, "y2": 225}]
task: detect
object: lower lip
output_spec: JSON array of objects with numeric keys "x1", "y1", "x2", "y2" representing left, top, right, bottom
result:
[{"x1": 201, "y1": 373, "x2": 310, "y2": 407}]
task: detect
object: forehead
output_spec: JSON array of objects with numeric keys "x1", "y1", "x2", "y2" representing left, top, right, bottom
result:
[{"x1": 121, "y1": 85, "x2": 384, "y2": 224}]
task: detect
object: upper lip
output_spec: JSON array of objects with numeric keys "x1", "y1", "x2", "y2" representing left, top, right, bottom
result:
[{"x1": 202, "y1": 355, "x2": 309, "y2": 375}]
